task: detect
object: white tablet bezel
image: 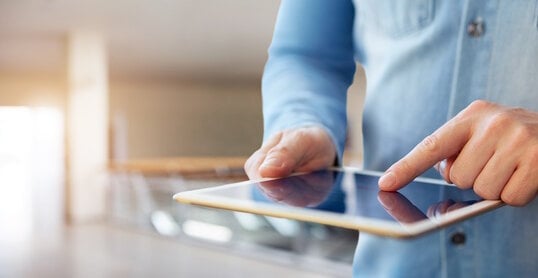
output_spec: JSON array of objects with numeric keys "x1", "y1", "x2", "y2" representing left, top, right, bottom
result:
[{"x1": 173, "y1": 167, "x2": 504, "y2": 239}]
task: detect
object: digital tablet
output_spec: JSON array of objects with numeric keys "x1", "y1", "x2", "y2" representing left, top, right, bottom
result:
[{"x1": 173, "y1": 168, "x2": 504, "y2": 239}]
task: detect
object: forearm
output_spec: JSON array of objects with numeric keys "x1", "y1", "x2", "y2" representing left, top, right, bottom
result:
[{"x1": 262, "y1": 0, "x2": 356, "y2": 159}]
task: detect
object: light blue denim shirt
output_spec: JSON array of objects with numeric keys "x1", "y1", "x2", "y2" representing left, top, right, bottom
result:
[{"x1": 262, "y1": 0, "x2": 538, "y2": 277}]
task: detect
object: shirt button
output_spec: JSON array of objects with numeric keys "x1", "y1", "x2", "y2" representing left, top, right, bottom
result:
[
  {"x1": 467, "y1": 18, "x2": 485, "y2": 37},
  {"x1": 450, "y1": 232, "x2": 466, "y2": 245}
]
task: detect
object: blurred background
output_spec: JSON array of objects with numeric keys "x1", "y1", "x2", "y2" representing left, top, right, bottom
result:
[{"x1": 0, "y1": 0, "x2": 366, "y2": 277}]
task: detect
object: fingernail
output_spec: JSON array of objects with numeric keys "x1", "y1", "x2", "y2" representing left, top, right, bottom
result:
[
  {"x1": 379, "y1": 171, "x2": 396, "y2": 190},
  {"x1": 438, "y1": 160, "x2": 447, "y2": 174},
  {"x1": 436, "y1": 159, "x2": 452, "y2": 183},
  {"x1": 261, "y1": 156, "x2": 283, "y2": 169}
]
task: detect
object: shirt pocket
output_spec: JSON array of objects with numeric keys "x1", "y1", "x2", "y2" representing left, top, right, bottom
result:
[{"x1": 355, "y1": 0, "x2": 435, "y2": 38}]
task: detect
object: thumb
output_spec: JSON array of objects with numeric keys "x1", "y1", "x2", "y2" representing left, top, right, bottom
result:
[
  {"x1": 259, "y1": 127, "x2": 335, "y2": 178},
  {"x1": 259, "y1": 134, "x2": 308, "y2": 178}
]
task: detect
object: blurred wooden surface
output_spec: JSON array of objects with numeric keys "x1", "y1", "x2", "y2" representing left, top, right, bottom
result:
[{"x1": 108, "y1": 156, "x2": 248, "y2": 179}]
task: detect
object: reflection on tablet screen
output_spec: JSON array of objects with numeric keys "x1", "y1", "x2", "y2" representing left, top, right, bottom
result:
[
  {"x1": 174, "y1": 168, "x2": 504, "y2": 237},
  {"x1": 251, "y1": 170, "x2": 481, "y2": 225}
]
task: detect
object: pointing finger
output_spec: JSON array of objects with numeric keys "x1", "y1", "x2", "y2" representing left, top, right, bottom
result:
[{"x1": 379, "y1": 118, "x2": 472, "y2": 191}]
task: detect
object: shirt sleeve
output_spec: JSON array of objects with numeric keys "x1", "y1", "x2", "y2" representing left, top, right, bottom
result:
[{"x1": 262, "y1": 0, "x2": 356, "y2": 162}]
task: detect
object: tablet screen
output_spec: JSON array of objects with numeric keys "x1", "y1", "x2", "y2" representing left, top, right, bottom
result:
[{"x1": 174, "y1": 168, "x2": 503, "y2": 238}]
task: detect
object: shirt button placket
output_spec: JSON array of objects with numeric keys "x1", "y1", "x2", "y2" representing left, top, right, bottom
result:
[
  {"x1": 450, "y1": 231, "x2": 466, "y2": 245},
  {"x1": 467, "y1": 17, "x2": 485, "y2": 37}
]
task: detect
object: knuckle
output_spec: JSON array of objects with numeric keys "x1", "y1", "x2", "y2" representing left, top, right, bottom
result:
[
  {"x1": 261, "y1": 131, "x2": 284, "y2": 151},
  {"x1": 449, "y1": 171, "x2": 467, "y2": 188},
  {"x1": 500, "y1": 190, "x2": 526, "y2": 207},
  {"x1": 420, "y1": 134, "x2": 440, "y2": 153},
  {"x1": 467, "y1": 100, "x2": 493, "y2": 113},
  {"x1": 470, "y1": 99, "x2": 493, "y2": 110},
  {"x1": 396, "y1": 159, "x2": 418, "y2": 178},
  {"x1": 512, "y1": 123, "x2": 533, "y2": 142},
  {"x1": 290, "y1": 128, "x2": 314, "y2": 144},
  {"x1": 486, "y1": 111, "x2": 513, "y2": 132},
  {"x1": 293, "y1": 127, "x2": 332, "y2": 151},
  {"x1": 447, "y1": 165, "x2": 463, "y2": 186},
  {"x1": 473, "y1": 184, "x2": 500, "y2": 200},
  {"x1": 500, "y1": 170, "x2": 536, "y2": 206},
  {"x1": 295, "y1": 129, "x2": 311, "y2": 141},
  {"x1": 510, "y1": 107, "x2": 527, "y2": 115},
  {"x1": 269, "y1": 145, "x2": 291, "y2": 156}
]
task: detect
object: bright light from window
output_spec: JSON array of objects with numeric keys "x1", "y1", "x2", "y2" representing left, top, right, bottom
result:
[{"x1": 0, "y1": 106, "x2": 64, "y2": 245}]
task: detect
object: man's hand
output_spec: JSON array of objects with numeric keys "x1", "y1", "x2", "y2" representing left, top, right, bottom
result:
[
  {"x1": 379, "y1": 100, "x2": 538, "y2": 206},
  {"x1": 244, "y1": 126, "x2": 336, "y2": 180}
]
